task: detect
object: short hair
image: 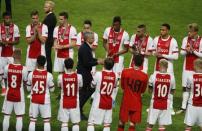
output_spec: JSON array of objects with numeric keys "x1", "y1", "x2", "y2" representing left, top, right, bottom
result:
[
  {"x1": 137, "y1": 24, "x2": 146, "y2": 29},
  {"x1": 64, "y1": 58, "x2": 74, "y2": 70},
  {"x1": 13, "y1": 48, "x2": 22, "y2": 60},
  {"x1": 159, "y1": 59, "x2": 168, "y2": 69},
  {"x1": 59, "y1": 12, "x2": 68, "y2": 19},
  {"x1": 84, "y1": 20, "x2": 92, "y2": 26},
  {"x1": 161, "y1": 23, "x2": 170, "y2": 30},
  {"x1": 133, "y1": 54, "x2": 144, "y2": 67},
  {"x1": 104, "y1": 58, "x2": 114, "y2": 70},
  {"x1": 2, "y1": 12, "x2": 12, "y2": 18},
  {"x1": 188, "y1": 23, "x2": 199, "y2": 32},
  {"x1": 194, "y1": 58, "x2": 202, "y2": 71},
  {"x1": 113, "y1": 16, "x2": 121, "y2": 24},
  {"x1": 30, "y1": 10, "x2": 39, "y2": 17},
  {"x1": 83, "y1": 31, "x2": 94, "y2": 41},
  {"x1": 37, "y1": 55, "x2": 46, "y2": 67},
  {"x1": 45, "y1": 1, "x2": 55, "y2": 9}
]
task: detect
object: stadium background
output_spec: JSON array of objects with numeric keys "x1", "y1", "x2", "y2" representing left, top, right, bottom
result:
[{"x1": 0, "y1": 0, "x2": 202, "y2": 130}]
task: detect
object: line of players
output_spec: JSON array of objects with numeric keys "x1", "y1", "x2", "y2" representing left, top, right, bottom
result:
[
  {"x1": 1, "y1": 50, "x2": 202, "y2": 131},
  {"x1": 0, "y1": 10, "x2": 202, "y2": 131}
]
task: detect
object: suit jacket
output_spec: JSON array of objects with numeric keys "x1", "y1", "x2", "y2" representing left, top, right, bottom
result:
[
  {"x1": 77, "y1": 42, "x2": 98, "y2": 86},
  {"x1": 43, "y1": 12, "x2": 57, "y2": 46}
]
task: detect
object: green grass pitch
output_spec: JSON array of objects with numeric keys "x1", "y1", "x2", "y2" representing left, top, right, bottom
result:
[{"x1": 0, "y1": 0, "x2": 202, "y2": 130}]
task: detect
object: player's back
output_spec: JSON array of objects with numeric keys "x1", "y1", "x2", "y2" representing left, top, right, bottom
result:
[
  {"x1": 6, "y1": 64, "x2": 26, "y2": 102},
  {"x1": 30, "y1": 69, "x2": 51, "y2": 104},
  {"x1": 92, "y1": 70, "x2": 117, "y2": 110},
  {"x1": 121, "y1": 68, "x2": 148, "y2": 111},
  {"x1": 61, "y1": 72, "x2": 80, "y2": 109},
  {"x1": 188, "y1": 73, "x2": 202, "y2": 106}
]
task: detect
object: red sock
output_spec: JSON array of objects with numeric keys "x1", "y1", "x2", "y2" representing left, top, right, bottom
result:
[{"x1": 129, "y1": 126, "x2": 135, "y2": 131}]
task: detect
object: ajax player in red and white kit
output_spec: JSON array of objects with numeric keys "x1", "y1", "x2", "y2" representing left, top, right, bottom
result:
[
  {"x1": 76, "y1": 20, "x2": 98, "y2": 75},
  {"x1": 87, "y1": 58, "x2": 118, "y2": 131},
  {"x1": 179, "y1": 23, "x2": 202, "y2": 112},
  {"x1": 57, "y1": 58, "x2": 83, "y2": 131},
  {"x1": 129, "y1": 24, "x2": 154, "y2": 73},
  {"x1": 103, "y1": 16, "x2": 129, "y2": 101},
  {"x1": 0, "y1": 12, "x2": 20, "y2": 95},
  {"x1": 53, "y1": 12, "x2": 77, "y2": 73},
  {"x1": 25, "y1": 10, "x2": 48, "y2": 72},
  {"x1": 184, "y1": 59, "x2": 202, "y2": 131},
  {"x1": 27, "y1": 55, "x2": 54, "y2": 131},
  {"x1": 118, "y1": 54, "x2": 148, "y2": 131},
  {"x1": 2, "y1": 49, "x2": 28, "y2": 131},
  {"x1": 153, "y1": 23, "x2": 178, "y2": 114},
  {"x1": 146, "y1": 59, "x2": 175, "y2": 131}
]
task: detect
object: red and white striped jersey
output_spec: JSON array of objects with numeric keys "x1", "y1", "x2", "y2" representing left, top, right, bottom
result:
[
  {"x1": 53, "y1": 24, "x2": 77, "y2": 58},
  {"x1": 181, "y1": 36, "x2": 202, "y2": 71},
  {"x1": 3, "y1": 64, "x2": 28, "y2": 102},
  {"x1": 91, "y1": 70, "x2": 118, "y2": 110},
  {"x1": 27, "y1": 69, "x2": 54, "y2": 104},
  {"x1": 153, "y1": 36, "x2": 179, "y2": 73},
  {"x1": 187, "y1": 73, "x2": 202, "y2": 107},
  {"x1": 103, "y1": 27, "x2": 129, "y2": 63},
  {"x1": 57, "y1": 72, "x2": 83, "y2": 109},
  {"x1": 0, "y1": 23, "x2": 20, "y2": 57},
  {"x1": 149, "y1": 72, "x2": 175, "y2": 110},
  {"x1": 25, "y1": 23, "x2": 48, "y2": 59},
  {"x1": 129, "y1": 34, "x2": 154, "y2": 73}
]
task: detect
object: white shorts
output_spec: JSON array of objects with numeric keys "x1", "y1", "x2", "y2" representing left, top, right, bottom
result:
[
  {"x1": 88, "y1": 106, "x2": 112, "y2": 125},
  {"x1": 53, "y1": 52, "x2": 73, "y2": 72},
  {"x1": 113, "y1": 62, "x2": 123, "y2": 78},
  {"x1": 57, "y1": 105, "x2": 80, "y2": 123},
  {"x1": 184, "y1": 104, "x2": 202, "y2": 127},
  {"x1": 0, "y1": 57, "x2": 14, "y2": 68},
  {"x1": 147, "y1": 107, "x2": 172, "y2": 125},
  {"x1": 182, "y1": 70, "x2": 194, "y2": 87},
  {"x1": 29, "y1": 103, "x2": 51, "y2": 119},
  {"x1": 2, "y1": 100, "x2": 25, "y2": 116}
]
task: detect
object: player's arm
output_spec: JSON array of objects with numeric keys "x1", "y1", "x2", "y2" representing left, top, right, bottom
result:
[
  {"x1": 171, "y1": 74, "x2": 176, "y2": 94},
  {"x1": 4, "y1": 26, "x2": 20, "y2": 45},
  {"x1": 36, "y1": 25, "x2": 47, "y2": 44},
  {"x1": 57, "y1": 74, "x2": 62, "y2": 88},
  {"x1": 103, "y1": 28, "x2": 109, "y2": 51},
  {"x1": 26, "y1": 25, "x2": 37, "y2": 44},
  {"x1": 148, "y1": 74, "x2": 154, "y2": 93},
  {"x1": 114, "y1": 33, "x2": 129, "y2": 57},
  {"x1": 144, "y1": 37, "x2": 154, "y2": 57},
  {"x1": 78, "y1": 74, "x2": 83, "y2": 89},
  {"x1": 65, "y1": 27, "x2": 77, "y2": 49},
  {"x1": 48, "y1": 73, "x2": 55, "y2": 92},
  {"x1": 91, "y1": 33, "x2": 98, "y2": 51},
  {"x1": 91, "y1": 73, "x2": 98, "y2": 88},
  {"x1": 22, "y1": 67, "x2": 28, "y2": 88},
  {"x1": 162, "y1": 39, "x2": 179, "y2": 60},
  {"x1": 193, "y1": 50, "x2": 202, "y2": 57},
  {"x1": 26, "y1": 72, "x2": 32, "y2": 92},
  {"x1": 180, "y1": 37, "x2": 189, "y2": 56},
  {"x1": 2, "y1": 66, "x2": 8, "y2": 88}
]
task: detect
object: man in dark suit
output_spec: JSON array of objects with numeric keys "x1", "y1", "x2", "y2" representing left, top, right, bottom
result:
[
  {"x1": 77, "y1": 31, "x2": 103, "y2": 120},
  {"x1": 43, "y1": 0, "x2": 57, "y2": 73},
  {"x1": 0, "y1": 0, "x2": 12, "y2": 16}
]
